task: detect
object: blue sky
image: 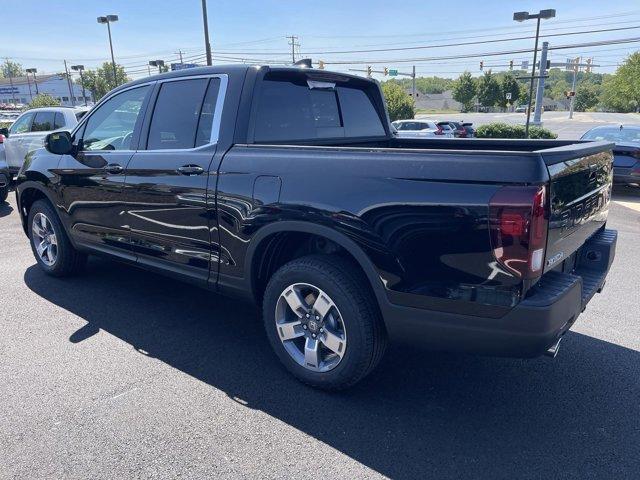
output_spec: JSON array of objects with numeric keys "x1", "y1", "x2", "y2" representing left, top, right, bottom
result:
[{"x1": 1, "y1": 0, "x2": 639, "y2": 79}]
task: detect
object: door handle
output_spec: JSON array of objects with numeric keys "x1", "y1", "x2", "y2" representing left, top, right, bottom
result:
[
  {"x1": 104, "y1": 163, "x2": 124, "y2": 174},
  {"x1": 178, "y1": 165, "x2": 204, "y2": 176}
]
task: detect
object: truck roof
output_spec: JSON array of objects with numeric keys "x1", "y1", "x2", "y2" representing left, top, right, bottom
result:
[{"x1": 116, "y1": 64, "x2": 374, "y2": 93}]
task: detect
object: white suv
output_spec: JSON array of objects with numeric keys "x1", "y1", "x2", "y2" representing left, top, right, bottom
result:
[
  {"x1": 3, "y1": 107, "x2": 90, "y2": 174},
  {"x1": 391, "y1": 119, "x2": 454, "y2": 138}
]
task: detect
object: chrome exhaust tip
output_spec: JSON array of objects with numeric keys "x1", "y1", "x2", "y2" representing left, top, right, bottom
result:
[{"x1": 545, "y1": 337, "x2": 562, "y2": 358}]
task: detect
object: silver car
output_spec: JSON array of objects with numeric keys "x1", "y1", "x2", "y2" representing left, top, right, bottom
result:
[
  {"x1": 3, "y1": 107, "x2": 89, "y2": 174},
  {"x1": 392, "y1": 119, "x2": 454, "y2": 138}
]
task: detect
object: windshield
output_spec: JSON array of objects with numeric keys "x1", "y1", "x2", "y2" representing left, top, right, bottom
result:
[{"x1": 581, "y1": 127, "x2": 640, "y2": 144}]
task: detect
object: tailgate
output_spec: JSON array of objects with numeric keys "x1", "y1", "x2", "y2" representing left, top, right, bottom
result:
[{"x1": 539, "y1": 141, "x2": 614, "y2": 273}]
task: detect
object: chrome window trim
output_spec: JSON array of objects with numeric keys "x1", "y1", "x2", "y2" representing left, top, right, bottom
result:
[{"x1": 142, "y1": 73, "x2": 228, "y2": 152}]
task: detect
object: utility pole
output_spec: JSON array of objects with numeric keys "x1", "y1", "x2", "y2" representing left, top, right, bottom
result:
[
  {"x1": 533, "y1": 41, "x2": 549, "y2": 125},
  {"x1": 5, "y1": 58, "x2": 17, "y2": 104},
  {"x1": 176, "y1": 49, "x2": 184, "y2": 64},
  {"x1": 569, "y1": 57, "x2": 580, "y2": 119},
  {"x1": 201, "y1": 0, "x2": 213, "y2": 66},
  {"x1": 287, "y1": 35, "x2": 299, "y2": 64},
  {"x1": 63, "y1": 60, "x2": 76, "y2": 107}
]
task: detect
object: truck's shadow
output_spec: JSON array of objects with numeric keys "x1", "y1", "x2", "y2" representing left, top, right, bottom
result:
[{"x1": 24, "y1": 259, "x2": 640, "y2": 479}]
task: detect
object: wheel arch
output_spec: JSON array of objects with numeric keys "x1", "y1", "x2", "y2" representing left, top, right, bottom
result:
[
  {"x1": 17, "y1": 181, "x2": 60, "y2": 235},
  {"x1": 245, "y1": 221, "x2": 388, "y2": 308}
]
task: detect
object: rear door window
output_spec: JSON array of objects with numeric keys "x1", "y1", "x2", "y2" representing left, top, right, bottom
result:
[
  {"x1": 53, "y1": 112, "x2": 66, "y2": 129},
  {"x1": 31, "y1": 111, "x2": 56, "y2": 132},
  {"x1": 147, "y1": 78, "x2": 213, "y2": 150}
]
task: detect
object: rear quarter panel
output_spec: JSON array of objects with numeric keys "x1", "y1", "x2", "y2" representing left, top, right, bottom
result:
[{"x1": 217, "y1": 145, "x2": 548, "y2": 316}]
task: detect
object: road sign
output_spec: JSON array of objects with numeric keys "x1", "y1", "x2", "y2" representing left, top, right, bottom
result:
[
  {"x1": 170, "y1": 63, "x2": 199, "y2": 71},
  {"x1": 506, "y1": 92, "x2": 512, "y2": 100},
  {"x1": 388, "y1": 69, "x2": 398, "y2": 76}
]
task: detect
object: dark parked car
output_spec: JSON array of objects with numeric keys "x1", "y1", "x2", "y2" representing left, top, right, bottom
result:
[
  {"x1": 438, "y1": 121, "x2": 469, "y2": 138},
  {"x1": 0, "y1": 132, "x2": 10, "y2": 202},
  {"x1": 16, "y1": 65, "x2": 617, "y2": 390},
  {"x1": 581, "y1": 125, "x2": 640, "y2": 186}
]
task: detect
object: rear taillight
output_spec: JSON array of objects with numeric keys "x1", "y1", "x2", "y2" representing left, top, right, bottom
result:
[
  {"x1": 489, "y1": 186, "x2": 548, "y2": 279},
  {"x1": 0, "y1": 134, "x2": 4, "y2": 144}
]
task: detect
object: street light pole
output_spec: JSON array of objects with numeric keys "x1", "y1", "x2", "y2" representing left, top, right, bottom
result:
[
  {"x1": 71, "y1": 65, "x2": 87, "y2": 106},
  {"x1": 525, "y1": 19, "x2": 540, "y2": 136},
  {"x1": 513, "y1": 9, "x2": 556, "y2": 138},
  {"x1": 201, "y1": 0, "x2": 213, "y2": 66},
  {"x1": 149, "y1": 60, "x2": 165, "y2": 74},
  {"x1": 97, "y1": 15, "x2": 119, "y2": 88},
  {"x1": 25, "y1": 68, "x2": 38, "y2": 100}
]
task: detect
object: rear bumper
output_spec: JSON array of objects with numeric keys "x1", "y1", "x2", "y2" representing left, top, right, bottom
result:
[{"x1": 382, "y1": 229, "x2": 617, "y2": 357}]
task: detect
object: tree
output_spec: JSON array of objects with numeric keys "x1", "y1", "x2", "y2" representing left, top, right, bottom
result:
[
  {"x1": 600, "y1": 52, "x2": 640, "y2": 112},
  {"x1": 28, "y1": 94, "x2": 61, "y2": 109},
  {"x1": 499, "y1": 73, "x2": 521, "y2": 109},
  {"x1": 381, "y1": 82, "x2": 415, "y2": 121},
  {"x1": 477, "y1": 71, "x2": 501, "y2": 108},
  {"x1": 574, "y1": 83, "x2": 601, "y2": 111},
  {"x1": 452, "y1": 72, "x2": 476, "y2": 112},
  {"x1": 1, "y1": 59, "x2": 24, "y2": 78},
  {"x1": 77, "y1": 62, "x2": 129, "y2": 101}
]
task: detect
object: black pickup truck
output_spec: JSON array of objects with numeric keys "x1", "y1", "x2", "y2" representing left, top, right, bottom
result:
[{"x1": 15, "y1": 65, "x2": 617, "y2": 390}]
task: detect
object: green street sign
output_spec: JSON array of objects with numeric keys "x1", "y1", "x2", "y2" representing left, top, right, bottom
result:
[{"x1": 388, "y1": 69, "x2": 398, "y2": 76}]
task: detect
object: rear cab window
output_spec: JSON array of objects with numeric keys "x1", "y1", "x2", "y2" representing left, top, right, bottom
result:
[{"x1": 252, "y1": 71, "x2": 386, "y2": 143}]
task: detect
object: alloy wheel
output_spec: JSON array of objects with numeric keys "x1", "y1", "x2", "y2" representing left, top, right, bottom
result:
[
  {"x1": 275, "y1": 283, "x2": 347, "y2": 372},
  {"x1": 32, "y1": 212, "x2": 58, "y2": 266}
]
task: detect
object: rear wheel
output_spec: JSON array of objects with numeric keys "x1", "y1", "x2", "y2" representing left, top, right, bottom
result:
[
  {"x1": 28, "y1": 199, "x2": 86, "y2": 276},
  {"x1": 263, "y1": 254, "x2": 387, "y2": 390}
]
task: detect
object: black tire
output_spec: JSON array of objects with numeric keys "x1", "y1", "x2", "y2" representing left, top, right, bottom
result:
[
  {"x1": 28, "y1": 199, "x2": 86, "y2": 277},
  {"x1": 263, "y1": 254, "x2": 387, "y2": 390},
  {"x1": 0, "y1": 174, "x2": 8, "y2": 203}
]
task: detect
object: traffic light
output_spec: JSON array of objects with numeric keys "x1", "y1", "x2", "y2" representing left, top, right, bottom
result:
[
  {"x1": 509, "y1": 60, "x2": 514, "y2": 70},
  {"x1": 383, "y1": 67, "x2": 388, "y2": 76},
  {"x1": 366, "y1": 65, "x2": 372, "y2": 77},
  {"x1": 480, "y1": 61, "x2": 484, "y2": 70},
  {"x1": 318, "y1": 60, "x2": 325, "y2": 70}
]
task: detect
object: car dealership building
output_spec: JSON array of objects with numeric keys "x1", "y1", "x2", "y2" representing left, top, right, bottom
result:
[{"x1": 0, "y1": 74, "x2": 91, "y2": 107}]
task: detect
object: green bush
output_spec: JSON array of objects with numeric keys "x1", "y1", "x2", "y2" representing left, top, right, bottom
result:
[
  {"x1": 28, "y1": 94, "x2": 61, "y2": 109},
  {"x1": 475, "y1": 122, "x2": 557, "y2": 139},
  {"x1": 381, "y1": 82, "x2": 415, "y2": 121},
  {"x1": 0, "y1": 121, "x2": 11, "y2": 131}
]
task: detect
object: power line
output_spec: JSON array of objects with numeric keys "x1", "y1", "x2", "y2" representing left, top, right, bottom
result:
[{"x1": 320, "y1": 36, "x2": 640, "y2": 65}]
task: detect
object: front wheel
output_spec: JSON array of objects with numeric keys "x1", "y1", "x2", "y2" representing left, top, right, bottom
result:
[
  {"x1": 0, "y1": 185, "x2": 7, "y2": 203},
  {"x1": 263, "y1": 254, "x2": 387, "y2": 390},
  {"x1": 28, "y1": 199, "x2": 86, "y2": 276}
]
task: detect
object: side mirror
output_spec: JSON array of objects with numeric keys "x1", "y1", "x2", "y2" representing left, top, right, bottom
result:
[
  {"x1": 45, "y1": 131, "x2": 74, "y2": 155},
  {"x1": 0, "y1": 127, "x2": 8, "y2": 137}
]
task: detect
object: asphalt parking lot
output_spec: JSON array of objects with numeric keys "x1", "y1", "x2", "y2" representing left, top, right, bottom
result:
[{"x1": 1, "y1": 187, "x2": 639, "y2": 479}]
